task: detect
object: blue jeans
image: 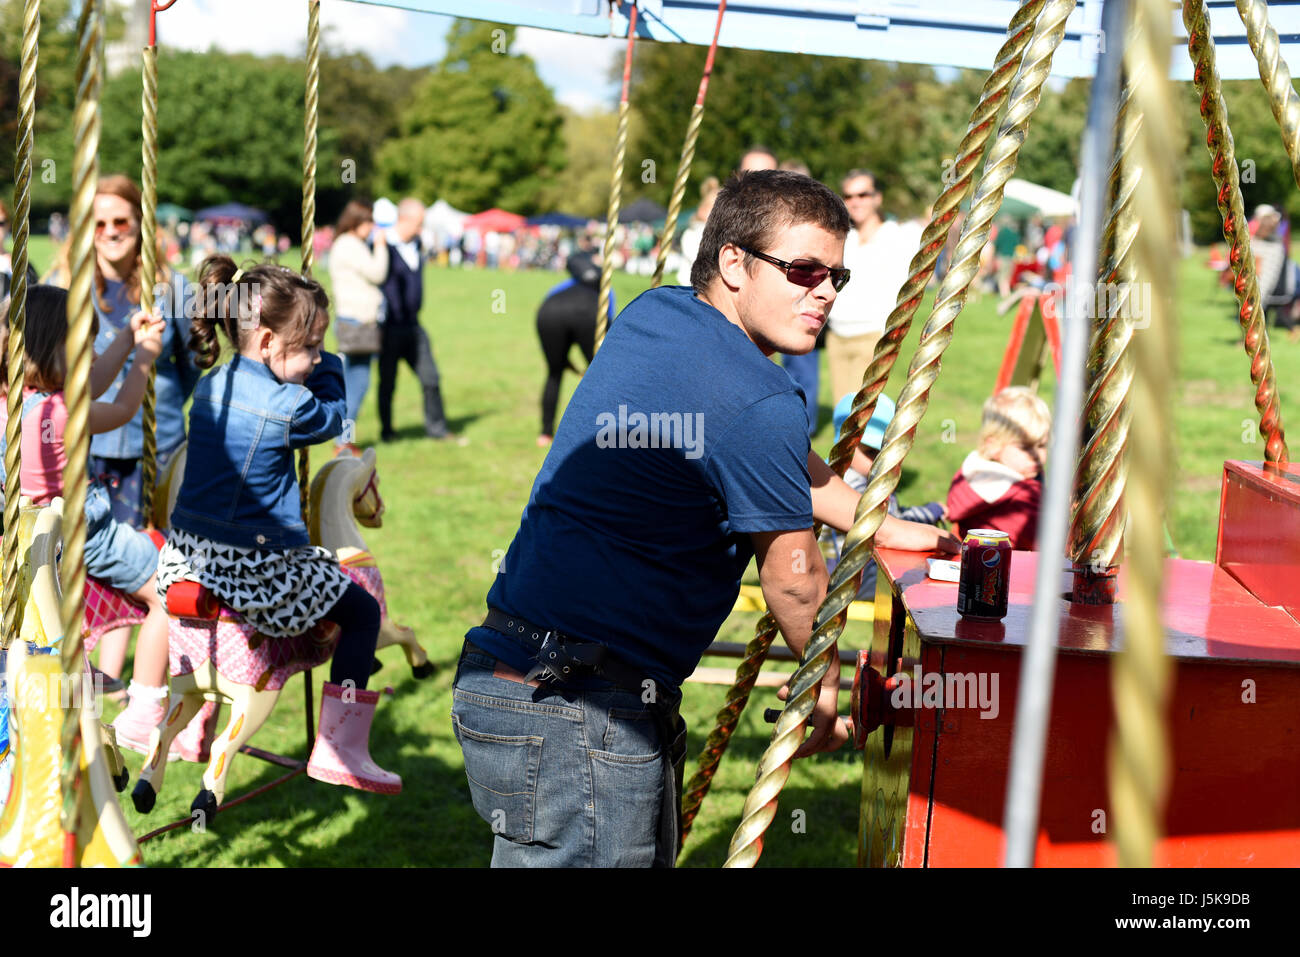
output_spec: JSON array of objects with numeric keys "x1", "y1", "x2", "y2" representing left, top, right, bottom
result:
[
  {"x1": 340, "y1": 352, "x2": 375, "y2": 438},
  {"x1": 781, "y1": 350, "x2": 820, "y2": 437},
  {"x1": 91, "y1": 444, "x2": 182, "y2": 529},
  {"x1": 451, "y1": 642, "x2": 678, "y2": 867}
]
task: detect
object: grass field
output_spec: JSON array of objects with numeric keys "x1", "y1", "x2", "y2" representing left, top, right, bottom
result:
[{"x1": 17, "y1": 237, "x2": 1297, "y2": 866}]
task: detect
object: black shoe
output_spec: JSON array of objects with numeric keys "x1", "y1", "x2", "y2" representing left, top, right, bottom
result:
[{"x1": 380, "y1": 430, "x2": 398, "y2": 443}]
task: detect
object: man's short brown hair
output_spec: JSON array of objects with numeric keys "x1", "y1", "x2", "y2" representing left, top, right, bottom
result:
[{"x1": 690, "y1": 170, "x2": 850, "y2": 295}]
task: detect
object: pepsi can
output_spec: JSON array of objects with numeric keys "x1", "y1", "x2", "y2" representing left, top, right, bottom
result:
[{"x1": 957, "y1": 529, "x2": 1011, "y2": 621}]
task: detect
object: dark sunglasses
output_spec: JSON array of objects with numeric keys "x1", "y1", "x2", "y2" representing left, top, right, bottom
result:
[
  {"x1": 739, "y1": 246, "x2": 850, "y2": 292},
  {"x1": 842, "y1": 189, "x2": 880, "y2": 200},
  {"x1": 94, "y1": 217, "x2": 135, "y2": 234},
  {"x1": 0, "y1": 219, "x2": 7, "y2": 228}
]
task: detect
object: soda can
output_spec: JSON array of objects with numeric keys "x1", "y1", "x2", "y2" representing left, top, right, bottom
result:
[{"x1": 957, "y1": 529, "x2": 1011, "y2": 621}]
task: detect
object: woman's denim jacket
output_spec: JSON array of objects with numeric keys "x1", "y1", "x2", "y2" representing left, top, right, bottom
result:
[
  {"x1": 91, "y1": 273, "x2": 202, "y2": 460},
  {"x1": 169, "y1": 352, "x2": 345, "y2": 549}
]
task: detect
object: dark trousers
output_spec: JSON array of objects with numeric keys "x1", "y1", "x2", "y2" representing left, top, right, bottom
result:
[
  {"x1": 378, "y1": 324, "x2": 442, "y2": 437},
  {"x1": 537, "y1": 304, "x2": 596, "y2": 436},
  {"x1": 325, "y1": 581, "x2": 381, "y2": 689}
]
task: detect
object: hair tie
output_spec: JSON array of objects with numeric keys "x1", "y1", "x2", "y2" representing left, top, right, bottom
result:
[{"x1": 231, "y1": 268, "x2": 245, "y2": 283}]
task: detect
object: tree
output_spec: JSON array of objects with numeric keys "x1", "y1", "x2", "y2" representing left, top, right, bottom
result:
[
  {"x1": 317, "y1": 50, "x2": 427, "y2": 221},
  {"x1": 88, "y1": 49, "x2": 336, "y2": 233},
  {"x1": 2, "y1": 0, "x2": 124, "y2": 217},
  {"x1": 535, "y1": 106, "x2": 617, "y2": 218},
  {"x1": 375, "y1": 20, "x2": 564, "y2": 213}
]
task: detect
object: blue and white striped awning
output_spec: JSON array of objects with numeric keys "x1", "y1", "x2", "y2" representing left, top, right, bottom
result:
[{"x1": 343, "y1": 0, "x2": 1300, "y2": 80}]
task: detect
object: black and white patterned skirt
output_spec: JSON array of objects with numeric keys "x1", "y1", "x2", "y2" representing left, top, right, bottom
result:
[{"x1": 157, "y1": 529, "x2": 352, "y2": 638}]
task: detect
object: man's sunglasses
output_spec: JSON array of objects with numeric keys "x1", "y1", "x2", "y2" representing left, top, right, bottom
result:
[
  {"x1": 842, "y1": 190, "x2": 880, "y2": 200},
  {"x1": 94, "y1": 217, "x2": 136, "y2": 234},
  {"x1": 739, "y1": 246, "x2": 851, "y2": 292}
]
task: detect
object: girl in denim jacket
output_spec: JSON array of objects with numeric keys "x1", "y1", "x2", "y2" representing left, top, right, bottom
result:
[
  {"x1": 156, "y1": 256, "x2": 398, "y2": 794},
  {"x1": 15, "y1": 285, "x2": 175, "y2": 754}
]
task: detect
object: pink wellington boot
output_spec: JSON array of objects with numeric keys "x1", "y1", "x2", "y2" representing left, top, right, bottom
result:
[
  {"x1": 306, "y1": 682, "x2": 401, "y2": 794},
  {"x1": 174, "y1": 699, "x2": 220, "y2": 764}
]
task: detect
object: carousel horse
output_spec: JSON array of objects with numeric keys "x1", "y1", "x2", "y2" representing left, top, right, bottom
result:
[
  {"x1": 131, "y1": 446, "x2": 421, "y2": 820},
  {"x1": 0, "y1": 499, "x2": 141, "y2": 866}
]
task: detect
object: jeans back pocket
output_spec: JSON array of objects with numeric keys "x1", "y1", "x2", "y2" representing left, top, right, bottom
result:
[{"x1": 453, "y1": 714, "x2": 543, "y2": 844}]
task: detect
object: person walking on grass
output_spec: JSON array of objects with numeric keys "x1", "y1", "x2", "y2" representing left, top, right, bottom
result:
[
  {"x1": 379, "y1": 197, "x2": 456, "y2": 442},
  {"x1": 328, "y1": 200, "x2": 388, "y2": 453}
]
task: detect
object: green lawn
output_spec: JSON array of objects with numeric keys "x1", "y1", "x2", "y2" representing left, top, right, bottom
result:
[{"x1": 16, "y1": 237, "x2": 1297, "y2": 866}]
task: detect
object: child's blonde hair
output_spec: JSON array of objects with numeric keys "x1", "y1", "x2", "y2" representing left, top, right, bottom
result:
[{"x1": 978, "y1": 386, "x2": 1051, "y2": 458}]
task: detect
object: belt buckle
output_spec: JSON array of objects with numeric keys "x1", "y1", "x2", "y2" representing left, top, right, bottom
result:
[{"x1": 523, "y1": 631, "x2": 568, "y2": 684}]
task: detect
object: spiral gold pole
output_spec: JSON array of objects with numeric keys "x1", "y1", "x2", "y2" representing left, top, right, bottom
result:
[
  {"x1": 2, "y1": 0, "x2": 39, "y2": 652},
  {"x1": 595, "y1": 3, "x2": 638, "y2": 351},
  {"x1": 60, "y1": 0, "x2": 104, "y2": 844},
  {"x1": 724, "y1": 0, "x2": 1076, "y2": 869},
  {"x1": 1067, "y1": 80, "x2": 1141, "y2": 594},
  {"x1": 1236, "y1": 0, "x2": 1300, "y2": 190},
  {"x1": 679, "y1": 0, "x2": 1051, "y2": 848},
  {"x1": 650, "y1": 0, "x2": 725, "y2": 289},
  {"x1": 1185, "y1": 0, "x2": 1289, "y2": 465},
  {"x1": 298, "y1": 0, "x2": 321, "y2": 521},
  {"x1": 1110, "y1": 0, "x2": 1178, "y2": 868},
  {"x1": 139, "y1": 44, "x2": 159, "y2": 527}
]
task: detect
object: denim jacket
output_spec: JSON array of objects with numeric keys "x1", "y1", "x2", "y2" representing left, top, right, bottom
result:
[
  {"x1": 90, "y1": 274, "x2": 202, "y2": 460},
  {"x1": 169, "y1": 352, "x2": 346, "y2": 549}
]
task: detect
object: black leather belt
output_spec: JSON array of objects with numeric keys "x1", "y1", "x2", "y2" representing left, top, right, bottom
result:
[{"x1": 482, "y1": 607, "x2": 648, "y2": 693}]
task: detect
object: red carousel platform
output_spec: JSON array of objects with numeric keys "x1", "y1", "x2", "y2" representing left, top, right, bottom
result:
[{"x1": 858, "y1": 460, "x2": 1300, "y2": 867}]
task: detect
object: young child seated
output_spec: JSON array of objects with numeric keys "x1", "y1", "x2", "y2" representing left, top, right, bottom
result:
[
  {"x1": 946, "y1": 386, "x2": 1050, "y2": 549},
  {"x1": 824, "y1": 391, "x2": 948, "y2": 597},
  {"x1": 16, "y1": 284, "x2": 174, "y2": 754}
]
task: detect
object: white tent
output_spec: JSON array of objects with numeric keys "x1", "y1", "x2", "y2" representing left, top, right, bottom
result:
[
  {"x1": 1003, "y1": 178, "x2": 1077, "y2": 219},
  {"x1": 424, "y1": 199, "x2": 470, "y2": 251}
]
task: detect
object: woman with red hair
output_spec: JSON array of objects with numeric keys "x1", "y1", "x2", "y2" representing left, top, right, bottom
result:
[{"x1": 87, "y1": 174, "x2": 202, "y2": 747}]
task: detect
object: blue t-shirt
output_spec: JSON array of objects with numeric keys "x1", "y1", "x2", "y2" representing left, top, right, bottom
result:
[{"x1": 467, "y1": 285, "x2": 812, "y2": 693}]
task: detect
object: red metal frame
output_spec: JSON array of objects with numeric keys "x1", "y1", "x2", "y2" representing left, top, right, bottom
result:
[
  {"x1": 867, "y1": 517, "x2": 1300, "y2": 866},
  {"x1": 149, "y1": 0, "x2": 179, "y2": 48}
]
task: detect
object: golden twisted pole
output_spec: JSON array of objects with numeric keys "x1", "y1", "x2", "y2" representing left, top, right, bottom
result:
[
  {"x1": 2, "y1": 0, "x2": 39, "y2": 652},
  {"x1": 724, "y1": 0, "x2": 1076, "y2": 869},
  {"x1": 650, "y1": 0, "x2": 725, "y2": 289},
  {"x1": 678, "y1": 0, "x2": 1051, "y2": 847},
  {"x1": 1185, "y1": 0, "x2": 1289, "y2": 465},
  {"x1": 1110, "y1": 0, "x2": 1178, "y2": 867},
  {"x1": 1068, "y1": 80, "x2": 1141, "y2": 598},
  {"x1": 595, "y1": 3, "x2": 638, "y2": 350},
  {"x1": 139, "y1": 43, "x2": 159, "y2": 526},
  {"x1": 60, "y1": 0, "x2": 104, "y2": 843},
  {"x1": 298, "y1": 0, "x2": 320, "y2": 520},
  {"x1": 1236, "y1": 0, "x2": 1300, "y2": 189}
]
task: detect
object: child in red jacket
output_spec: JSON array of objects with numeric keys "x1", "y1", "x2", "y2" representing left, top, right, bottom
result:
[{"x1": 947, "y1": 386, "x2": 1051, "y2": 549}]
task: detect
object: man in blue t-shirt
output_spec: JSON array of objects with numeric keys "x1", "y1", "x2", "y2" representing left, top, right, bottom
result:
[{"x1": 452, "y1": 170, "x2": 959, "y2": 867}]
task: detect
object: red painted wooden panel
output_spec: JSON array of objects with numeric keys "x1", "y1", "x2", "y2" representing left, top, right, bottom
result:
[
  {"x1": 923, "y1": 645, "x2": 1300, "y2": 866},
  {"x1": 1215, "y1": 460, "x2": 1300, "y2": 620}
]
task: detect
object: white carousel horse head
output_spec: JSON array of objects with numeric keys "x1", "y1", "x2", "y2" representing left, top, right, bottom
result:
[{"x1": 309, "y1": 446, "x2": 383, "y2": 555}]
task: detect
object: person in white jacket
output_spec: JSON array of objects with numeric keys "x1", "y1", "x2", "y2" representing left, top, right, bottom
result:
[{"x1": 328, "y1": 200, "x2": 389, "y2": 449}]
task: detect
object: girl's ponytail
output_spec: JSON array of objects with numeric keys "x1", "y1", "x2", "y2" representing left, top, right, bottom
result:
[
  {"x1": 189, "y1": 256, "x2": 330, "y2": 371},
  {"x1": 190, "y1": 254, "x2": 244, "y2": 370}
]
